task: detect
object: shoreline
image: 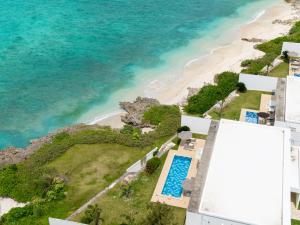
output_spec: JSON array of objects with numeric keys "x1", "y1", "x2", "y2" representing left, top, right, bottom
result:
[{"x1": 94, "y1": 1, "x2": 298, "y2": 128}]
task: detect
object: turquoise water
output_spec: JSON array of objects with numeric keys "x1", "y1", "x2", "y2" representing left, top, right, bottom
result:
[
  {"x1": 162, "y1": 155, "x2": 191, "y2": 198},
  {"x1": 0, "y1": 0, "x2": 275, "y2": 149}
]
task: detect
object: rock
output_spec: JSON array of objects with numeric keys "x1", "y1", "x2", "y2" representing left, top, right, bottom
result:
[
  {"x1": 241, "y1": 38, "x2": 265, "y2": 43},
  {"x1": 120, "y1": 97, "x2": 160, "y2": 127},
  {"x1": 0, "y1": 123, "x2": 102, "y2": 167},
  {"x1": 272, "y1": 19, "x2": 294, "y2": 25}
]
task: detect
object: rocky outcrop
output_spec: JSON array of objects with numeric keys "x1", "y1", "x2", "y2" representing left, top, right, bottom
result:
[
  {"x1": 120, "y1": 97, "x2": 160, "y2": 127},
  {"x1": 272, "y1": 19, "x2": 295, "y2": 25},
  {"x1": 0, "y1": 124, "x2": 97, "y2": 167},
  {"x1": 241, "y1": 38, "x2": 266, "y2": 43}
]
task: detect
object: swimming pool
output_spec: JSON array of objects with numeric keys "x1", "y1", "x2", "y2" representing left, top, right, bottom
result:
[
  {"x1": 162, "y1": 155, "x2": 192, "y2": 198},
  {"x1": 245, "y1": 111, "x2": 258, "y2": 124}
]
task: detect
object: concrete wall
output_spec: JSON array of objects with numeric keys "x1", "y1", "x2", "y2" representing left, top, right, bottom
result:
[
  {"x1": 126, "y1": 147, "x2": 158, "y2": 173},
  {"x1": 185, "y1": 211, "x2": 249, "y2": 225},
  {"x1": 181, "y1": 115, "x2": 211, "y2": 135},
  {"x1": 239, "y1": 73, "x2": 278, "y2": 92}
]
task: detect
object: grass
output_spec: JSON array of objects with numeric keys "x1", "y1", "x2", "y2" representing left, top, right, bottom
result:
[
  {"x1": 192, "y1": 133, "x2": 207, "y2": 140},
  {"x1": 74, "y1": 154, "x2": 186, "y2": 225},
  {"x1": 293, "y1": 219, "x2": 300, "y2": 225},
  {"x1": 209, "y1": 91, "x2": 269, "y2": 120},
  {"x1": 10, "y1": 143, "x2": 157, "y2": 225},
  {"x1": 269, "y1": 61, "x2": 289, "y2": 78}
]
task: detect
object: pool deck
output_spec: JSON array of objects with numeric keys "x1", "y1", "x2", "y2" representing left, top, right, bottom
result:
[
  {"x1": 259, "y1": 94, "x2": 272, "y2": 112},
  {"x1": 151, "y1": 139, "x2": 205, "y2": 208},
  {"x1": 240, "y1": 94, "x2": 272, "y2": 122}
]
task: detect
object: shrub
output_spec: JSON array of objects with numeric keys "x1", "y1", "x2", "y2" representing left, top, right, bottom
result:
[
  {"x1": 120, "y1": 184, "x2": 134, "y2": 199},
  {"x1": 177, "y1": 126, "x2": 190, "y2": 133},
  {"x1": 281, "y1": 50, "x2": 289, "y2": 62},
  {"x1": 152, "y1": 150, "x2": 158, "y2": 157},
  {"x1": 81, "y1": 204, "x2": 104, "y2": 224},
  {"x1": 184, "y1": 85, "x2": 222, "y2": 115},
  {"x1": 185, "y1": 72, "x2": 238, "y2": 115},
  {"x1": 143, "y1": 105, "x2": 180, "y2": 126},
  {"x1": 241, "y1": 59, "x2": 253, "y2": 67},
  {"x1": 236, "y1": 82, "x2": 247, "y2": 93},
  {"x1": 141, "y1": 203, "x2": 178, "y2": 225},
  {"x1": 0, "y1": 204, "x2": 34, "y2": 223},
  {"x1": 215, "y1": 72, "x2": 239, "y2": 98},
  {"x1": 145, "y1": 157, "x2": 161, "y2": 174}
]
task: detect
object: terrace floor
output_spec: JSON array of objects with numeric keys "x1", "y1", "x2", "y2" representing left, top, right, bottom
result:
[
  {"x1": 289, "y1": 58, "x2": 300, "y2": 76},
  {"x1": 151, "y1": 139, "x2": 205, "y2": 208}
]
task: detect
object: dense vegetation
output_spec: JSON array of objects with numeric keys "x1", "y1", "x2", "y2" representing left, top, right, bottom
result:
[
  {"x1": 143, "y1": 105, "x2": 180, "y2": 126},
  {"x1": 0, "y1": 105, "x2": 180, "y2": 225},
  {"x1": 75, "y1": 154, "x2": 185, "y2": 225},
  {"x1": 241, "y1": 21, "x2": 300, "y2": 74},
  {"x1": 145, "y1": 157, "x2": 161, "y2": 174},
  {"x1": 184, "y1": 71, "x2": 238, "y2": 115}
]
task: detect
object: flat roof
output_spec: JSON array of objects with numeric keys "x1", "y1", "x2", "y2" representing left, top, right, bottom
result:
[
  {"x1": 285, "y1": 76, "x2": 300, "y2": 124},
  {"x1": 198, "y1": 120, "x2": 290, "y2": 225},
  {"x1": 282, "y1": 42, "x2": 300, "y2": 57},
  {"x1": 49, "y1": 218, "x2": 86, "y2": 225}
]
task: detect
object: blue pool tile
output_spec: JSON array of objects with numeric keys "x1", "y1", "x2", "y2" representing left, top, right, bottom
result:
[{"x1": 162, "y1": 155, "x2": 191, "y2": 198}]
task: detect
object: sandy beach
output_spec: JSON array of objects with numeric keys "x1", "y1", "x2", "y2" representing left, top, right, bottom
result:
[{"x1": 96, "y1": 1, "x2": 299, "y2": 128}]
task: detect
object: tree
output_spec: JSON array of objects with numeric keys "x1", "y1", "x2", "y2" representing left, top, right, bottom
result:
[
  {"x1": 177, "y1": 126, "x2": 190, "y2": 133},
  {"x1": 282, "y1": 50, "x2": 289, "y2": 62},
  {"x1": 81, "y1": 204, "x2": 104, "y2": 225},
  {"x1": 236, "y1": 82, "x2": 247, "y2": 93},
  {"x1": 141, "y1": 203, "x2": 178, "y2": 225},
  {"x1": 119, "y1": 211, "x2": 138, "y2": 225},
  {"x1": 120, "y1": 183, "x2": 134, "y2": 199}
]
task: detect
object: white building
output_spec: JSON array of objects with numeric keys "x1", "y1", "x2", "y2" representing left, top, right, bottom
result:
[
  {"x1": 282, "y1": 42, "x2": 300, "y2": 58},
  {"x1": 186, "y1": 119, "x2": 291, "y2": 225},
  {"x1": 49, "y1": 218, "x2": 86, "y2": 225}
]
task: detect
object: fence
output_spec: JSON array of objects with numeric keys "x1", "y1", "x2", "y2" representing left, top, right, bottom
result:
[
  {"x1": 239, "y1": 73, "x2": 278, "y2": 92},
  {"x1": 126, "y1": 147, "x2": 158, "y2": 173}
]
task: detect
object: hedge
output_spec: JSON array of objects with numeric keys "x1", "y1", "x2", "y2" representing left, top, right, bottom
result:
[
  {"x1": 145, "y1": 157, "x2": 161, "y2": 174},
  {"x1": 184, "y1": 72, "x2": 238, "y2": 115}
]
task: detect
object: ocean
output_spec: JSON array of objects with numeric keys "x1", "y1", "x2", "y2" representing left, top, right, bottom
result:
[{"x1": 0, "y1": 0, "x2": 278, "y2": 149}]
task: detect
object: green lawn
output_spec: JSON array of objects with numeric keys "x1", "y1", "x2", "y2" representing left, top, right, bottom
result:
[
  {"x1": 14, "y1": 144, "x2": 153, "y2": 225},
  {"x1": 293, "y1": 219, "x2": 300, "y2": 225},
  {"x1": 209, "y1": 91, "x2": 268, "y2": 120},
  {"x1": 269, "y1": 61, "x2": 289, "y2": 78},
  {"x1": 74, "y1": 154, "x2": 186, "y2": 225}
]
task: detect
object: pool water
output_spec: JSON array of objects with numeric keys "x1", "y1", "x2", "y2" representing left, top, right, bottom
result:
[
  {"x1": 245, "y1": 111, "x2": 258, "y2": 124},
  {"x1": 162, "y1": 155, "x2": 192, "y2": 198}
]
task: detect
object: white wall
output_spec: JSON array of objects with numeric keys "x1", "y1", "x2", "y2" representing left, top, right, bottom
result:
[
  {"x1": 181, "y1": 115, "x2": 211, "y2": 135},
  {"x1": 126, "y1": 147, "x2": 158, "y2": 173},
  {"x1": 185, "y1": 211, "x2": 249, "y2": 225},
  {"x1": 239, "y1": 73, "x2": 278, "y2": 92}
]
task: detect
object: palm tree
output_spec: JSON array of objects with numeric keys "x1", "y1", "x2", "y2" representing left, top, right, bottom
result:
[{"x1": 81, "y1": 204, "x2": 104, "y2": 225}]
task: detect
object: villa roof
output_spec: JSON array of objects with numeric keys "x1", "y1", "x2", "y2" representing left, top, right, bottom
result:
[
  {"x1": 282, "y1": 42, "x2": 300, "y2": 57},
  {"x1": 196, "y1": 119, "x2": 291, "y2": 225},
  {"x1": 285, "y1": 76, "x2": 300, "y2": 124},
  {"x1": 49, "y1": 218, "x2": 86, "y2": 225}
]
